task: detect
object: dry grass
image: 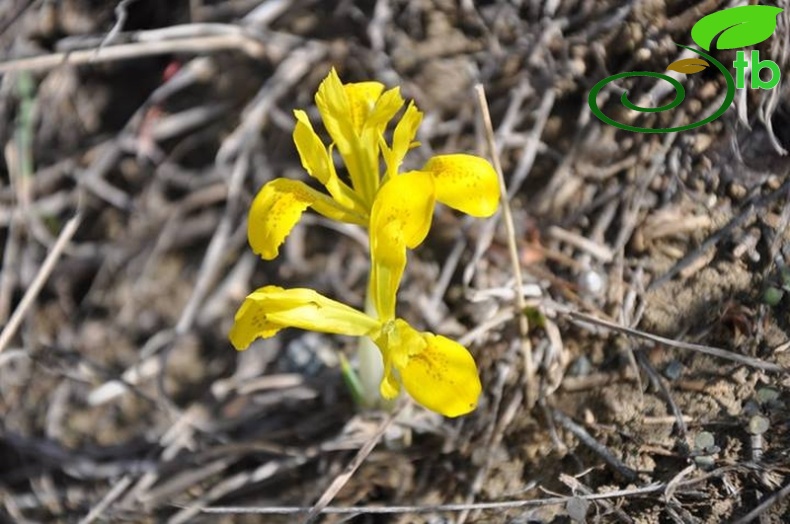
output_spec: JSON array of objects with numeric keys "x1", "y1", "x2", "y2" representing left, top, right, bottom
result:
[{"x1": 1, "y1": 1, "x2": 790, "y2": 522}]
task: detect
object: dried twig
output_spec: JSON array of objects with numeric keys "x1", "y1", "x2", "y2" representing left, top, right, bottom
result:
[
  {"x1": 78, "y1": 476, "x2": 134, "y2": 524},
  {"x1": 305, "y1": 405, "x2": 403, "y2": 523},
  {"x1": 731, "y1": 481, "x2": 790, "y2": 524},
  {"x1": 552, "y1": 409, "x2": 639, "y2": 483},
  {"x1": 0, "y1": 211, "x2": 82, "y2": 353},
  {"x1": 474, "y1": 85, "x2": 535, "y2": 407},
  {"x1": 0, "y1": 25, "x2": 266, "y2": 74},
  {"x1": 548, "y1": 225, "x2": 614, "y2": 263},
  {"x1": 559, "y1": 474, "x2": 634, "y2": 524},
  {"x1": 189, "y1": 470, "x2": 736, "y2": 517},
  {"x1": 507, "y1": 87, "x2": 555, "y2": 199},
  {"x1": 98, "y1": 0, "x2": 140, "y2": 50},
  {"x1": 634, "y1": 349, "x2": 688, "y2": 439},
  {"x1": 561, "y1": 307, "x2": 784, "y2": 373}
]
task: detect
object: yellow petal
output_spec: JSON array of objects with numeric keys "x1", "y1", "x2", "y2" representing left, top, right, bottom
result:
[
  {"x1": 293, "y1": 110, "x2": 331, "y2": 185},
  {"x1": 229, "y1": 286, "x2": 380, "y2": 350},
  {"x1": 399, "y1": 330, "x2": 482, "y2": 417},
  {"x1": 384, "y1": 101, "x2": 423, "y2": 179},
  {"x1": 248, "y1": 178, "x2": 365, "y2": 260},
  {"x1": 344, "y1": 81, "x2": 385, "y2": 134},
  {"x1": 315, "y1": 69, "x2": 380, "y2": 204},
  {"x1": 371, "y1": 171, "x2": 436, "y2": 250},
  {"x1": 229, "y1": 295, "x2": 281, "y2": 348},
  {"x1": 374, "y1": 319, "x2": 420, "y2": 399},
  {"x1": 370, "y1": 260, "x2": 401, "y2": 324},
  {"x1": 369, "y1": 171, "x2": 435, "y2": 319},
  {"x1": 357, "y1": 86, "x2": 405, "y2": 196},
  {"x1": 315, "y1": 68, "x2": 357, "y2": 158},
  {"x1": 293, "y1": 110, "x2": 362, "y2": 212},
  {"x1": 364, "y1": 86, "x2": 404, "y2": 133},
  {"x1": 379, "y1": 359, "x2": 401, "y2": 399},
  {"x1": 423, "y1": 154, "x2": 500, "y2": 217},
  {"x1": 374, "y1": 319, "x2": 481, "y2": 416}
]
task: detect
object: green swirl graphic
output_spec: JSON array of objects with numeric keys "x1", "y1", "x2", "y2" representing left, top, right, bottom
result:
[{"x1": 588, "y1": 45, "x2": 735, "y2": 133}]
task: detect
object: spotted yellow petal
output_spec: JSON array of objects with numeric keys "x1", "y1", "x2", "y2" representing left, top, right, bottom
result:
[
  {"x1": 369, "y1": 171, "x2": 435, "y2": 319},
  {"x1": 371, "y1": 171, "x2": 436, "y2": 250},
  {"x1": 230, "y1": 286, "x2": 380, "y2": 350},
  {"x1": 293, "y1": 110, "x2": 362, "y2": 212},
  {"x1": 423, "y1": 154, "x2": 500, "y2": 217},
  {"x1": 229, "y1": 296, "x2": 281, "y2": 348},
  {"x1": 373, "y1": 319, "x2": 481, "y2": 416},
  {"x1": 399, "y1": 330, "x2": 482, "y2": 417},
  {"x1": 344, "y1": 81, "x2": 385, "y2": 134},
  {"x1": 248, "y1": 178, "x2": 365, "y2": 260}
]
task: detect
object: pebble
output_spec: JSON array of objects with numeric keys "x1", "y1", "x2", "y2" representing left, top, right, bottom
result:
[
  {"x1": 663, "y1": 360, "x2": 683, "y2": 381},
  {"x1": 577, "y1": 269, "x2": 606, "y2": 296}
]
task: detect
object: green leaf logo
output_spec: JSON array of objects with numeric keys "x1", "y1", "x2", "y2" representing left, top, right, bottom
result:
[
  {"x1": 691, "y1": 5, "x2": 784, "y2": 51},
  {"x1": 666, "y1": 57, "x2": 710, "y2": 74}
]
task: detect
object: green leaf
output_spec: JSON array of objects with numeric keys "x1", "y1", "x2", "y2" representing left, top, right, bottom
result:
[
  {"x1": 691, "y1": 5, "x2": 784, "y2": 51},
  {"x1": 339, "y1": 353, "x2": 366, "y2": 406},
  {"x1": 522, "y1": 306, "x2": 546, "y2": 329}
]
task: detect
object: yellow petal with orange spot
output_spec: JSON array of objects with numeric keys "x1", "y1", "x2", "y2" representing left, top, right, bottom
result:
[
  {"x1": 344, "y1": 81, "x2": 385, "y2": 133},
  {"x1": 230, "y1": 286, "x2": 380, "y2": 350},
  {"x1": 369, "y1": 171, "x2": 435, "y2": 319},
  {"x1": 423, "y1": 154, "x2": 500, "y2": 217},
  {"x1": 399, "y1": 330, "x2": 481, "y2": 417},
  {"x1": 248, "y1": 178, "x2": 365, "y2": 260}
]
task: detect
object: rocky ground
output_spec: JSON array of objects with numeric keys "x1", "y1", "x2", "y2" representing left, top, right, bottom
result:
[{"x1": 1, "y1": 0, "x2": 789, "y2": 522}]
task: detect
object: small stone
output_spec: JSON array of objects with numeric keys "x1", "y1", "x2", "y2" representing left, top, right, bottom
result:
[
  {"x1": 729, "y1": 182, "x2": 747, "y2": 199},
  {"x1": 762, "y1": 286, "x2": 784, "y2": 306},
  {"x1": 756, "y1": 387, "x2": 780, "y2": 405},
  {"x1": 567, "y1": 496, "x2": 590, "y2": 523},
  {"x1": 694, "y1": 455, "x2": 716, "y2": 469},
  {"x1": 742, "y1": 399, "x2": 761, "y2": 417},
  {"x1": 693, "y1": 134, "x2": 713, "y2": 153},
  {"x1": 663, "y1": 360, "x2": 683, "y2": 381},
  {"x1": 285, "y1": 333, "x2": 335, "y2": 376},
  {"x1": 568, "y1": 356, "x2": 592, "y2": 377},
  {"x1": 694, "y1": 431, "x2": 715, "y2": 451},
  {"x1": 748, "y1": 415, "x2": 770, "y2": 435},
  {"x1": 578, "y1": 270, "x2": 606, "y2": 296}
]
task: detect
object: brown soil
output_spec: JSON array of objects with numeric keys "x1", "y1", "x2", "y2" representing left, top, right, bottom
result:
[{"x1": 1, "y1": 1, "x2": 789, "y2": 523}]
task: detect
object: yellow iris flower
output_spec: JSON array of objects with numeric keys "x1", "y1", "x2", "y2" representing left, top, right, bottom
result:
[
  {"x1": 230, "y1": 286, "x2": 482, "y2": 417},
  {"x1": 246, "y1": 68, "x2": 499, "y2": 269},
  {"x1": 231, "y1": 69, "x2": 500, "y2": 417}
]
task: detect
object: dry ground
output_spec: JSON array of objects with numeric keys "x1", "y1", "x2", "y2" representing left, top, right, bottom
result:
[{"x1": 1, "y1": 0, "x2": 790, "y2": 522}]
